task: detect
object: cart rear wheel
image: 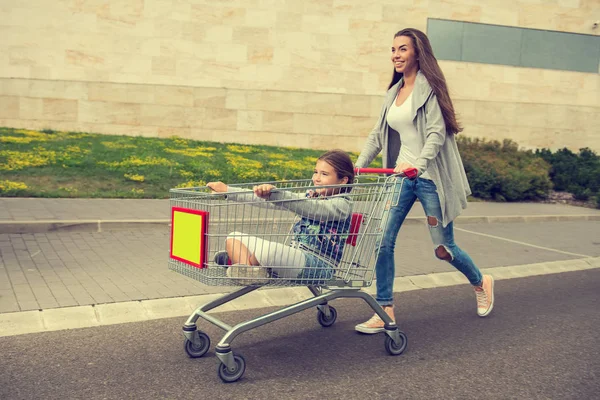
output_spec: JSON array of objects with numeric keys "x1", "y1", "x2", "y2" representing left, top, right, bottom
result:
[
  {"x1": 218, "y1": 354, "x2": 246, "y2": 383},
  {"x1": 317, "y1": 306, "x2": 337, "y2": 327},
  {"x1": 384, "y1": 331, "x2": 408, "y2": 356},
  {"x1": 184, "y1": 331, "x2": 210, "y2": 358}
]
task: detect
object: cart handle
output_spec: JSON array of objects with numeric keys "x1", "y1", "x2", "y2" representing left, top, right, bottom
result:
[{"x1": 355, "y1": 167, "x2": 418, "y2": 179}]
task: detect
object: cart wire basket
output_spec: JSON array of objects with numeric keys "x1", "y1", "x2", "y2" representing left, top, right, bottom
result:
[{"x1": 168, "y1": 168, "x2": 414, "y2": 382}]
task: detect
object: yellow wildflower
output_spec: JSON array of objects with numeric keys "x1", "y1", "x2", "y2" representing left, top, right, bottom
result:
[
  {"x1": 170, "y1": 137, "x2": 190, "y2": 146},
  {"x1": 165, "y1": 148, "x2": 215, "y2": 158},
  {"x1": 102, "y1": 141, "x2": 136, "y2": 149},
  {"x1": 0, "y1": 136, "x2": 39, "y2": 144},
  {"x1": 176, "y1": 180, "x2": 206, "y2": 188},
  {"x1": 64, "y1": 145, "x2": 90, "y2": 155},
  {"x1": 98, "y1": 156, "x2": 178, "y2": 169},
  {"x1": 15, "y1": 129, "x2": 47, "y2": 138},
  {"x1": 0, "y1": 148, "x2": 56, "y2": 170},
  {"x1": 124, "y1": 173, "x2": 145, "y2": 182},
  {"x1": 227, "y1": 145, "x2": 254, "y2": 153},
  {"x1": 268, "y1": 160, "x2": 310, "y2": 171},
  {"x1": 0, "y1": 180, "x2": 28, "y2": 192},
  {"x1": 225, "y1": 154, "x2": 262, "y2": 169}
]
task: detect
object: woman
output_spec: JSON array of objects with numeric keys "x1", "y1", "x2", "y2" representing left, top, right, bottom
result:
[{"x1": 354, "y1": 28, "x2": 494, "y2": 334}]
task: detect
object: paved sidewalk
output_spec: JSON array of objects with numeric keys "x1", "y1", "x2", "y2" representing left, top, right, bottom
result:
[
  {"x1": 0, "y1": 197, "x2": 599, "y2": 325},
  {"x1": 1, "y1": 198, "x2": 599, "y2": 234}
]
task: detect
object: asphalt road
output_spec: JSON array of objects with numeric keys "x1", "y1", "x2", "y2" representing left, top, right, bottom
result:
[{"x1": 1, "y1": 269, "x2": 598, "y2": 400}]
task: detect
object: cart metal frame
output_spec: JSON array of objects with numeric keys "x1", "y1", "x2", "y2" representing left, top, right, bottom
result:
[{"x1": 169, "y1": 169, "x2": 412, "y2": 382}]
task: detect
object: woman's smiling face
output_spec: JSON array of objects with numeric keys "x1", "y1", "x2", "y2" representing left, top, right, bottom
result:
[{"x1": 391, "y1": 35, "x2": 418, "y2": 75}]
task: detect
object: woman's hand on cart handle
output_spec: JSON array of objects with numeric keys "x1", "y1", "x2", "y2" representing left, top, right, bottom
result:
[
  {"x1": 354, "y1": 166, "x2": 418, "y2": 179},
  {"x1": 207, "y1": 181, "x2": 229, "y2": 193},
  {"x1": 253, "y1": 184, "x2": 276, "y2": 199},
  {"x1": 394, "y1": 163, "x2": 418, "y2": 179}
]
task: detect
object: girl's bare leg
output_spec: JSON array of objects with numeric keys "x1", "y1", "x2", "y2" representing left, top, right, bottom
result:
[{"x1": 226, "y1": 238, "x2": 260, "y2": 266}]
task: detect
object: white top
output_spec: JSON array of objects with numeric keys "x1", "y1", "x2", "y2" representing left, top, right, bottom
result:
[{"x1": 386, "y1": 91, "x2": 431, "y2": 180}]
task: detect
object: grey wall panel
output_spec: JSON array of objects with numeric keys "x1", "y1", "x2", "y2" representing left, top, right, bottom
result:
[
  {"x1": 427, "y1": 18, "x2": 600, "y2": 74},
  {"x1": 521, "y1": 29, "x2": 600, "y2": 73},
  {"x1": 427, "y1": 19, "x2": 463, "y2": 61},
  {"x1": 462, "y1": 22, "x2": 522, "y2": 66}
]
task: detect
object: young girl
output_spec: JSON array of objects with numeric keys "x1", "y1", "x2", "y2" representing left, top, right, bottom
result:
[{"x1": 207, "y1": 149, "x2": 355, "y2": 282}]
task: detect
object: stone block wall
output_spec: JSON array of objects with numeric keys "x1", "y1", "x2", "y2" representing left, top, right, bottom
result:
[{"x1": 0, "y1": 0, "x2": 598, "y2": 151}]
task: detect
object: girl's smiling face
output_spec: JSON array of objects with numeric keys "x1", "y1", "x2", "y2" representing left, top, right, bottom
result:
[{"x1": 312, "y1": 160, "x2": 348, "y2": 196}]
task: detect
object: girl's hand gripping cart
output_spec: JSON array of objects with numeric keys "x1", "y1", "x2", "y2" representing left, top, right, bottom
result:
[{"x1": 167, "y1": 168, "x2": 416, "y2": 382}]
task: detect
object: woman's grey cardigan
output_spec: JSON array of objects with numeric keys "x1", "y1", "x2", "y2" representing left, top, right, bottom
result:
[{"x1": 355, "y1": 71, "x2": 471, "y2": 227}]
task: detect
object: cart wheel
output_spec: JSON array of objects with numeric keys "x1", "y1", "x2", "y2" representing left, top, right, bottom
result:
[
  {"x1": 217, "y1": 354, "x2": 246, "y2": 383},
  {"x1": 384, "y1": 331, "x2": 408, "y2": 356},
  {"x1": 317, "y1": 306, "x2": 337, "y2": 327},
  {"x1": 184, "y1": 331, "x2": 210, "y2": 358}
]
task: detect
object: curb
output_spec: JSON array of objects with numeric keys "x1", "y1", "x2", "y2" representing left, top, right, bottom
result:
[
  {"x1": 1, "y1": 214, "x2": 599, "y2": 234},
  {"x1": 1, "y1": 257, "x2": 598, "y2": 338}
]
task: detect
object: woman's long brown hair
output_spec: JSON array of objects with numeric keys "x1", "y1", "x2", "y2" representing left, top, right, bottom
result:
[{"x1": 388, "y1": 28, "x2": 463, "y2": 134}]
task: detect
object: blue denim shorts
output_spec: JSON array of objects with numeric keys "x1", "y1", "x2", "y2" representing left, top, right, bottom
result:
[{"x1": 295, "y1": 252, "x2": 335, "y2": 282}]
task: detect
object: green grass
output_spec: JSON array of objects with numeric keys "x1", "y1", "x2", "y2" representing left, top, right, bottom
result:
[{"x1": 0, "y1": 127, "x2": 379, "y2": 198}]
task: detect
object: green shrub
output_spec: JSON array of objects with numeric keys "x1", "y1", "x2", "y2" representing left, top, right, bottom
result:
[
  {"x1": 536, "y1": 147, "x2": 600, "y2": 204},
  {"x1": 457, "y1": 137, "x2": 552, "y2": 201}
]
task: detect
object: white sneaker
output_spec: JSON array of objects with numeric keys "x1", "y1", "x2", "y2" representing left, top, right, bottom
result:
[{"x1": 226, "y1": 264, "x2": 270, "y2": 284}]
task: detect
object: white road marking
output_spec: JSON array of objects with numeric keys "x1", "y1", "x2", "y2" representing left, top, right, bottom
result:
[{"x1": 454, "y1": 227, "x2": 592, "y2": 258}]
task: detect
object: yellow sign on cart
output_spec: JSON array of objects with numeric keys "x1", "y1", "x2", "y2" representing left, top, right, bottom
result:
[{"x1": 170, "y1": 207, "x2": 208, "y2": 268}]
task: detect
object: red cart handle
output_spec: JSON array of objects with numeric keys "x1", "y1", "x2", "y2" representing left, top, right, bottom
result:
[{"x1": 355, "y1": 167, "x2": 418, "y2": 179}]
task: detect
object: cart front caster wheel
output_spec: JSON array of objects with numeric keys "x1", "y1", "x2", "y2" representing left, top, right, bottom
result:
[
  {"x1": 218, "y1": 354, "x2": 246, "y2": 383},
  {"x1": 317, "y1": 306, "x2": 337, "y2": 327},
  {"x1": 385, "y1": 331, "x2": 408, "y2": 356},
  {"x1": 184, "y1": 331, "x2": 210, "y2": 358}
]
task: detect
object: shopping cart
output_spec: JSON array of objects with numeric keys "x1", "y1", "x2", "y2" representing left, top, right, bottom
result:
[{"x1": 168, "y1": 167, "x2": 416, "y2": 382}]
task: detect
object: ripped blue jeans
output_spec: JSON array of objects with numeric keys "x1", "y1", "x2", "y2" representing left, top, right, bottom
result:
[{"x1": 375, "y1": 177, "x2": 482, "y2": 306}]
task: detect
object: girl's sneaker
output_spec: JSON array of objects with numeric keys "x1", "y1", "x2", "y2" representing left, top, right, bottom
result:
[
  {"x1": 354, "y1": 306, "x2": 395, "y2": 334},
  {"x1": 213, "y1": 251, "x2": 230, "y2": 266},
  {"x1": 474, "y1": 275, "x2": 495, "y2": 317},
  {"x1": 226, "y1": 264, "x2": 270, "y2": 284}
]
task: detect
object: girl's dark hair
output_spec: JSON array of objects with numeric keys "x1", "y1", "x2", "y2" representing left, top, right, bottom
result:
[
  {"x1": 318, "y1": 149, "x2": 355, "y2": 192},
  {"x1": 388, "y1": 28, "x2": 463, "y2": 135}
]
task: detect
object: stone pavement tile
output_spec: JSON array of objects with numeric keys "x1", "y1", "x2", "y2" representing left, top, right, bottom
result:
[
  {"x1": 16, "y1": 302, "x2": 40, "y2": 311},
  {"x1": 0, "y1": 270, "x2": 11, "y2": 290},
  {"x1": 13, "y1": 284, "x2": 39, "y2": 309},
  {"x1": 65, "y1": 288, "x2": 95, "y2": 305},
  {"x1": 30, "y1": 285, "x2": 59, "y2": 309},
  {"x1": 39, "y1": 270, "x2": 62, "y2": 283},
  {"x1": 0, "y1": 290, "x2": 20, "y2": 313},
  {"x1": 6, "y1": 271, "x2": 28, "y2": 286},
  {"x1": 85, "y1": 289, "x2": 114, "y2": 304},
  {"x1": 120, "y1": 289, "x2": 146, "y2": 301}
]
